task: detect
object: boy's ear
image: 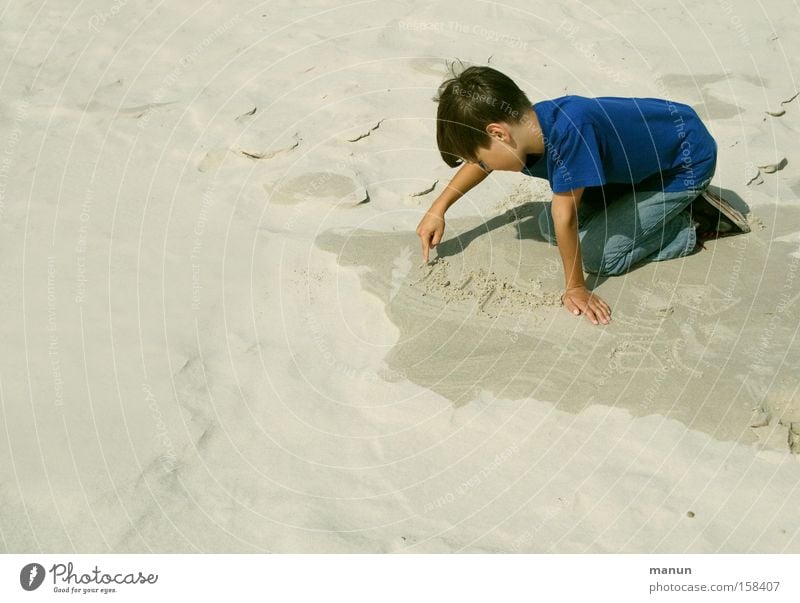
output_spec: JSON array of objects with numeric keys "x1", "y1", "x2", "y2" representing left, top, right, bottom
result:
[{"x1": 485, "y1": 122, "x2": 510, "y2": 140}]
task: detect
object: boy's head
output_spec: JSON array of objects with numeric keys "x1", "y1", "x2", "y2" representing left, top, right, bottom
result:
[{"x1": 434, "y1": 65, "x2": 532, "y2": 168}]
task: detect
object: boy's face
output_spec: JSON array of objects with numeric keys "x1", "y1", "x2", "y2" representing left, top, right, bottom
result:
[{"x1": 471, "y1": 123, "x2": 526, "y2": 172}]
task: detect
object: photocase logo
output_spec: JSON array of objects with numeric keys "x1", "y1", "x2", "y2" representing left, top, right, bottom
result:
[
  {"x1": 20, "y1": 563, "x2": 45, "y2": 591},
  {"x1": 16, "y1": 561, "x2": 158, "y2": 594}
]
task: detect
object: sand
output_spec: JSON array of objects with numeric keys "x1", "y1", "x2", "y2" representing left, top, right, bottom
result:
[{"x1": 1, "y1": 0, "x2": 800, "y2": 553}]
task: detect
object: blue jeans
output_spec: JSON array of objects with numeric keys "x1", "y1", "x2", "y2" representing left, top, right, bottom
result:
[{"x1": 537, "y1": 177, "x2": 713, "y2": 276}]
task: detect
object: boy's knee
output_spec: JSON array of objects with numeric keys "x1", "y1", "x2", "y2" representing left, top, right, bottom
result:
[
  {"x1": 581, "y1": 231, "x2": 633, "y2": 275},
  {"x1": 583, "y1": 251, "x2": 629, "y2": 276},
  {"x1": 585, "y1": 261, "x2": 627, "y2": 277}
]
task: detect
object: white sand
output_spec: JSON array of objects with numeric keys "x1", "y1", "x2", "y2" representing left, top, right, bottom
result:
[{"x1": 1, "y1": 0, "x2": 800, "y2": 552}]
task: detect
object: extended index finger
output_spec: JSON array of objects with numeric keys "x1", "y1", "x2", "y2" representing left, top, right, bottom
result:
[{"x1": 420, "y1": 233, "x2": 430, "y2": 262}]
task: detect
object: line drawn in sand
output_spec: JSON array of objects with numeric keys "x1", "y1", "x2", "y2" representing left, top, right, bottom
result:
[{"x1": 407, "y1": 258, "x2": 560, "y2": 318}]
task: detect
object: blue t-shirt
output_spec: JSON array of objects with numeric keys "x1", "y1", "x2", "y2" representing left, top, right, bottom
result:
[{"x1": 522, "y1": 95, "x2": 717, "y2": 194}]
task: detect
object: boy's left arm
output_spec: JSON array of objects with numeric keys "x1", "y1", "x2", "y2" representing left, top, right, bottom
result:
[{"x1": 551, "y1": 188, "x2": 611, "y2": 325}]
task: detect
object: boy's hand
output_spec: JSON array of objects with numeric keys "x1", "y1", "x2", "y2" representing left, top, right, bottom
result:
[
  {"x1": 561, "y1": 286, "x2": 611, "y2": 325},
  {"x1": 416, "y1": 210, "x2": 446, "y2": 262}
]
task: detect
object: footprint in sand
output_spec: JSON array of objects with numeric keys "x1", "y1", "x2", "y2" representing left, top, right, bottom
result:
[
  {"x1": 266, "y1": 170, "x2": 369, "y2": 206},
  {"x1": 198, "y1": 134, "x2": 300, "y2": 172},
  {"x1": 692, "y1": 94, "x2": 743, "y2": 120}
]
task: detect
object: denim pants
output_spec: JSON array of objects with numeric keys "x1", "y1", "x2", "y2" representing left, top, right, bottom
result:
[{"x1": 537, "y1": 177, "x2": 712, "y2": 276}]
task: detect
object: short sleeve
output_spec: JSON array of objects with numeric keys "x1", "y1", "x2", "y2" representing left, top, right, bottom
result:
[{"x1": 549, "y1": 122, "x2": 607, "y2": 193}]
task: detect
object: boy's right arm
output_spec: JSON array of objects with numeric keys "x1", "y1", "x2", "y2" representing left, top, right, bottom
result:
[{"x1": 416, "y1": 162, "x2": 490, "y2": 262}]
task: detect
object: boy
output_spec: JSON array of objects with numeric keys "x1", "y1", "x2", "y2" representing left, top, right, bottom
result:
[{"x1": 416, "y1": 66, "x2": 747, "y2": 326}]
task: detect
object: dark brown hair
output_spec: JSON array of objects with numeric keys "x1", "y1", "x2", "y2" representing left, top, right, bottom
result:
[{"x1": 434, "y1": 64, "x2": 531, "y2": 167}]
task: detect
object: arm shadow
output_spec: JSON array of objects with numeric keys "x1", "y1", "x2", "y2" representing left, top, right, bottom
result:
[
  {"x1": 433, "y1": 201, "x2": 551, "y2": 260},
  {"x1": 433, "y1": 200, "x2": 610, "y2": 291},
  {"x1": 436, "y1": 201, "x2": 608, "y2": 290}
]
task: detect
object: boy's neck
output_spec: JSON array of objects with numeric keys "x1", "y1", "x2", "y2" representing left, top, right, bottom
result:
[{"x1": 516, "y1": 107, "x2": 545, "y2": 156}]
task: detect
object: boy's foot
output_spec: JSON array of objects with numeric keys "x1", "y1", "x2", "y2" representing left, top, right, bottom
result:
[{"x1": 690, "y1": 189, "x2": 750, "y2": 250}]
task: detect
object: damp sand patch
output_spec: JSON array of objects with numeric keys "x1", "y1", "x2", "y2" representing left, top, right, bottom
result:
[{"x1": 314, "y1": 205, "x2": 800, "y2": 449}]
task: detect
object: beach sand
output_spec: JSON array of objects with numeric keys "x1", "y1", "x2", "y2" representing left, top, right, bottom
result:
[{"x1": 1, "y1": 0, "x2": 799, "y2": 552}]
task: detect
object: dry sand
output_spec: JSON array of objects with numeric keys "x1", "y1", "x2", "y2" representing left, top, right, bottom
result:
[{"x1": 1, "y1": 0, "x2": 799, "y2": 553}]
